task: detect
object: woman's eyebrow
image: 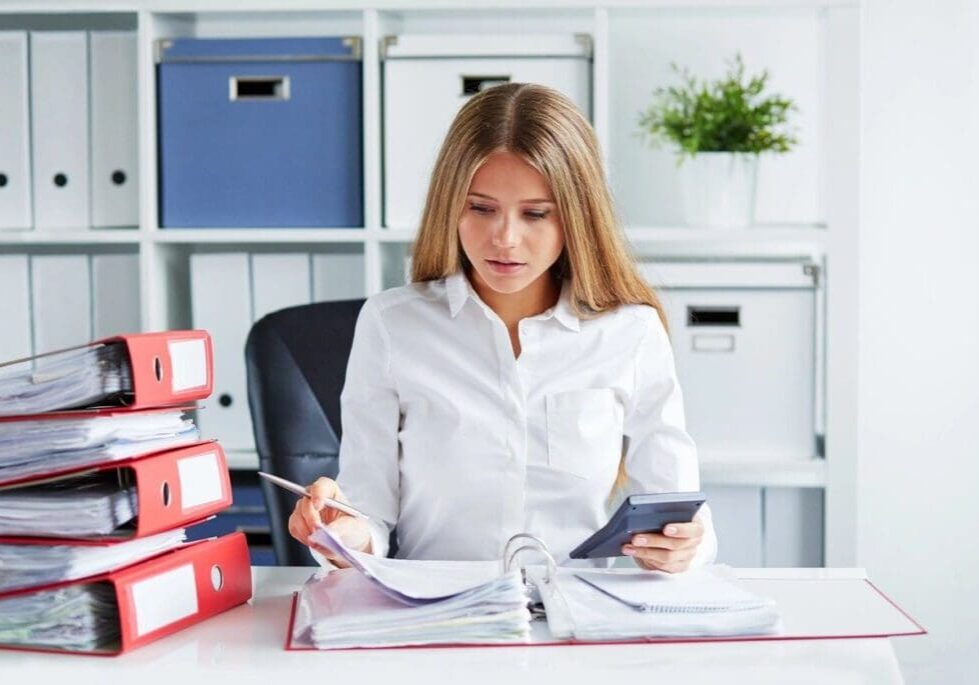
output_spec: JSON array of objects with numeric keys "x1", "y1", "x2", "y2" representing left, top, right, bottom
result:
[{"x1": 467, "y1": 192, "x2": 555, "y2": 204}]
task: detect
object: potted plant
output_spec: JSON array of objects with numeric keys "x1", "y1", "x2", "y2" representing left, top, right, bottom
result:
[{"x1": 638, "y1": 53, "x2": 798, "y2": 228}]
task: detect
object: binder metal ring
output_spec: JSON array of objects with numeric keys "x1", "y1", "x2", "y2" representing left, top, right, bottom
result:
[{"x1": 502, "y1": 533, "x2": 556, "y2": 584}]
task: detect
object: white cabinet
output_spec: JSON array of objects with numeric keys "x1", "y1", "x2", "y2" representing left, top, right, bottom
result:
[
  {"x1": 0, "y1": 1, "x2": 859, "y2": 566},
  {"x1": 642, "y1": 260, "x2": 819, "y2": 461}
]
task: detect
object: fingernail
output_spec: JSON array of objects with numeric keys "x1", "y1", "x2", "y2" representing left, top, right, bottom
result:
[
  {"x1": 635, "y1": 536, "x2": 648, "y2": 545},
  {"x1": 623, "y1": 546, "x2": 636, "y2": 556},
  {"x1": 666, "y1": 526, "x2": 678, "y2": 535},
  {"x1": 311, "y1": 498, "x2": 323, "y2": 509}
]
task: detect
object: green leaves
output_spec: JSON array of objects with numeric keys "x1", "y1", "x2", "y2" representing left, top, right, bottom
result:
[{"x1": 637, "y1": 53, "x2": 798, "y2": 161}]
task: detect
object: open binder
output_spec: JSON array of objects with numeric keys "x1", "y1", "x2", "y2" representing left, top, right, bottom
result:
[
  {"x1": 0, "y1": 330, "x2": 213, "y2": 416},
  {"x1": 287, "y1": 526, "x2": 925, "y2": 651}
]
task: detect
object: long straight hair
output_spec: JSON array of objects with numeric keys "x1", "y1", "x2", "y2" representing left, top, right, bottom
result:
[{"x1": 409, "y1": 82, "x2": 669, "y2": 333}]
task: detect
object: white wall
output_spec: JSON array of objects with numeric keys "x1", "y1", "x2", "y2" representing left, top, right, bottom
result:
[{"x1": 859, "y1": 2, "x2": 979, "y2": 682}]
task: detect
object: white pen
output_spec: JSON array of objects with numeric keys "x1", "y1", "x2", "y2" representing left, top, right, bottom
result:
[{"x1": 257, "y1": 471, "x2": 371, "y2": 521}]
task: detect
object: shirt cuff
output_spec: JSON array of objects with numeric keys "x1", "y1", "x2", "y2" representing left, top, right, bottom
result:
[
  {"x1": 690, "y1": 502, "x2": 719, "y2": 569},
  {"x1": 367, "y1": 518, "x2": 391, "y2": 558}
]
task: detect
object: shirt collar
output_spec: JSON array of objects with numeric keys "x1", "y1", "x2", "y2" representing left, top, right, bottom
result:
[
  {"x1": 445, "y1": 270, "x2": 471, "y2": 318},
  {"x1": 445, "y1": 271, "x2": 580, "y2": 332}
]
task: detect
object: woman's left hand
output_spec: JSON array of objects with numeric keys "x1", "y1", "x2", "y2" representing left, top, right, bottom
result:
[{"x1": 623, "y1": 511, "x2": 705, "y2": 574}]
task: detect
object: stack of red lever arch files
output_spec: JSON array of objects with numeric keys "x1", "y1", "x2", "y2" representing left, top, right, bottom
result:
[{"x1": 0, "y1": 331, "x2": 252, "y2": 656}]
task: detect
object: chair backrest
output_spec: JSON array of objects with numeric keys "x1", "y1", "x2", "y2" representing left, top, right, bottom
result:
[{"x1": 245, "y1": 298, "x2": 365, "y2": 566}]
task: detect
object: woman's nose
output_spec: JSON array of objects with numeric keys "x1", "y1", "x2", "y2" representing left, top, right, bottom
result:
[{"x1": 491, "y1": 214, "x2": 519, "y2": 247}]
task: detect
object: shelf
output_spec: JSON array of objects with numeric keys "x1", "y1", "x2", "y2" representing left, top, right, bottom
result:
[
  {"x1": 0, "y1": 0, "x2": 859, "y2": 564},
  {"x1": 226, "y1": 447, "x2": 827, "y2": 488},
  {"x1": 151, "y1": 228, "x2": 369, "y2": 244},
  {"x1": 626, "y1": 224, "x2": 826, "y2": 241},
  {"x1": 700, "y1": 458, "x2": 827, "y2": 488},
  {"x1": 625, "y1": 225, "x2": 827, "y2": 259},
  {"x1": 0, "y1": 230, "x2": 141, "y2": 245},
  {"x1": 0, "y1": 1, "x2": 861, "y2": 13},
  {"x1": 0, "y1": 225, "x2": 825, "y2": 249},
  {"x1": 377, "y1": 229, "x2": 417, "y2": 243}
]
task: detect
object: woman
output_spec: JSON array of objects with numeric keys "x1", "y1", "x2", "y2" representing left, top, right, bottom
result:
[{"x1": 289, "y1": 83, "x2": 717, "y2": 573}]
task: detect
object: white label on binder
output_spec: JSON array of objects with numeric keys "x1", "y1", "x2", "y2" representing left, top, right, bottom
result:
[
  {"x1": 178, "y1": 451, "x2": 223, "y2": 510},
  {"x1": 168, "y1": 339, "x2": 208, "y2": 392},
  {"x1": 131, "y1": 564, "x2": 199, "y2": 636}
]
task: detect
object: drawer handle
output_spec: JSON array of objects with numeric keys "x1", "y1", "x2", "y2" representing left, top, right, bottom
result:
[
  {"x1": 230, "y1": 76, "x2": 290, "y2": 101},
  {"x1": 687, "y1": 306, "x2": 740, "y2": 327},
  {"x1": 691, "y1": 334, "x2": 736, "y2": 353},
  {"x1": 462, "y1": 75, "x2": 510, "y2": 96}
]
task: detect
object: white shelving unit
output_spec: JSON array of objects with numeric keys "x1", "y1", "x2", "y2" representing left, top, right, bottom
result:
[{"x1": 0, "y1": 0, "x2": 860, "y2": 566}]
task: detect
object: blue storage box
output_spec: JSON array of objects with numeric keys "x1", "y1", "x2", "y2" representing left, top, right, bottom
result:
[{"x1": 157, "y1": 37, "x2": 363, "y2": 228}]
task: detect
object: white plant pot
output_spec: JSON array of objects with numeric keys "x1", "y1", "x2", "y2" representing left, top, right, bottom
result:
[{"x1": 678, "y1": 152, "x2": 759, "y2": 229}]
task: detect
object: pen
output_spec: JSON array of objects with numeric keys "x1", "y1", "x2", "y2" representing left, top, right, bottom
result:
[{"x1": 257, "y1": 471, "x2": 371, "y2": 521}]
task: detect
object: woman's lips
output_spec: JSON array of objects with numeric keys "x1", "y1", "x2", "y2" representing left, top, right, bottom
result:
[{"x1": 487, "y1": 259, "x2": 526, "y2": 275}]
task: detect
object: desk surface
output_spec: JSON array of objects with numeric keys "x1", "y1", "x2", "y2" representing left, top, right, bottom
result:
[{"x1": 0, "y1": 567, "x2": 904, "y2": 685}]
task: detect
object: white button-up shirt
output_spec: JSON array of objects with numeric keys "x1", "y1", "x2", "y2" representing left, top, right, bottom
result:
[{"x1": 335, "y1": 271, "x2": 717, "y2": 567}]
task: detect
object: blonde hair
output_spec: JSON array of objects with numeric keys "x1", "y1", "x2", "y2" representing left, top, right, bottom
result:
[{"x1": 409, "y1": 82, "x2": 669, "y2": 333}]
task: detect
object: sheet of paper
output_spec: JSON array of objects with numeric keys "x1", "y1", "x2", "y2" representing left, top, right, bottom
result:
[{"x1": 309, "y1": 524, "x2": 504, "y2": 605}]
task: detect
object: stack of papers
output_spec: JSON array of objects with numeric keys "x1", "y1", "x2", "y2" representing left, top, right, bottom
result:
[
  {"x1": 0, "y1": 343, "x2": 133, "y2": 416},
  {"x1": 0, "y1": 410, "x2": 198, "y2": 482},
  {"x1": 530, "y1": 566, "x2": 782, "y2": 640},
  {"x1": 0, "y1": 472, "x2": 137, "y2": 537},
  {"x1": 292, "y1": 526, "x2": 530, "y2": 648},
  {"x1": 0, "y1": 528, "x2": 186, "y2": 594},
  {"x1": 0, "y1": 583, "x2": 121, "y2": 652}
]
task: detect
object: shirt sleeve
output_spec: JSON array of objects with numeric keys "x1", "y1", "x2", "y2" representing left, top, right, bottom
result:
[
  {"x1": 621, "y1": 308, "x2": 718, "y2": 568},
  {"x1": 334, "y1": 297, "x2": 401, "y2": 558}
]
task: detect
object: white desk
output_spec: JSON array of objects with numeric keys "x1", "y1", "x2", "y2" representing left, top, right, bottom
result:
[{"x1": 0, "y1": 567, "x2": 905, "y2": 684}]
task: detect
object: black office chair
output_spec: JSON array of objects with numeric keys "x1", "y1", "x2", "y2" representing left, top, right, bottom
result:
[{"x1": 244, "y1": 298, "x2": 366, "y2": 566}]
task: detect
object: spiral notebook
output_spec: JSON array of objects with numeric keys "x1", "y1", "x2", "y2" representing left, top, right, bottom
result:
[{"x1": 288, "y1": 525, "x2": 783, "y2": 650}]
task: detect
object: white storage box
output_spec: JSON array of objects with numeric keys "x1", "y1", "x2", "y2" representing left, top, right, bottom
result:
[
  {"x1": 640, "y1": 260, "x2": 820, "y2": 461},
  {"x1": 381, "y1": 33, "x2": 593, "y2": 230}
]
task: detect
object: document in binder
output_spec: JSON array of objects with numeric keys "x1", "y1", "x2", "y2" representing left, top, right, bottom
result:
[
  {"x1": 0, "y1": 330, "x2": 214, "y2": 416},
  {"x1": 0, "y1": 532, "x2": 252, "y2": 655},
  {"x1": 0, "y1": 441, "x2": 232, "y2": 540},
  {"x1": 0, "y1": 406, "x2": 200, "y2": 485}
]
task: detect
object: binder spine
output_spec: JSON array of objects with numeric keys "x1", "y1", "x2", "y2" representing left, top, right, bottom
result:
[
  {"x1": 114, "y1": 533, "x2": 251, "y2": 653},
  {"x1": 115, "y1": 331, "x2": 214, "y2": 408},
  {"x1": 133, "y1": 441, "x2": 232, "y2": 538}
]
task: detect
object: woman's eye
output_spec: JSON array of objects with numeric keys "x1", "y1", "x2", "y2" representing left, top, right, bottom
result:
[
  {"x1": 525, "y1": 211, "x2": 549, "y2": 221},
  {"x1": 470, "y1": 204, "x2": 493, "y2": 215}
]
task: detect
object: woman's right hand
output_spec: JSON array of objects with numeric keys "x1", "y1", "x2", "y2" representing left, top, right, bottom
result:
[{"x1": 287, "y1": 477, "x2": 373, "y2": 567}]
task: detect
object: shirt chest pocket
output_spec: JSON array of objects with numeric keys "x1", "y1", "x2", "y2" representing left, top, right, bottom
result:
[{"x1": 545, "y1": 388, "x2": 624, "y2": 479}]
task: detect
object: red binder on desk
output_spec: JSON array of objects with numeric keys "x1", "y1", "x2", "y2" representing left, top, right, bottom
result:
[
  {"x1": 0, "y1": 330, "x2": 213, "y2": 415},
  {"x1": 0, "y1": 533, "x2": 252, "y2": 656},
  {"x1": 0, "y1": 441, "x2": 232, "y2": 540}
]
